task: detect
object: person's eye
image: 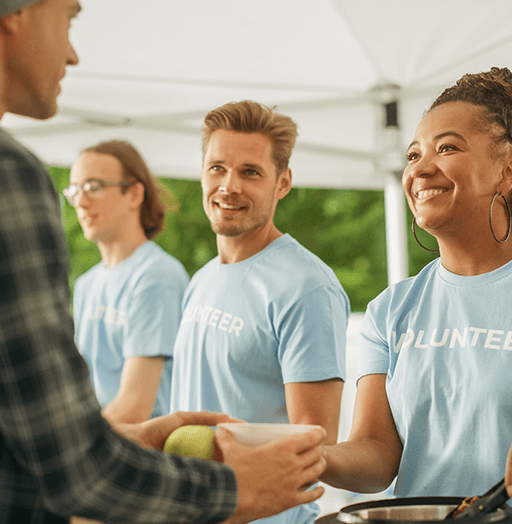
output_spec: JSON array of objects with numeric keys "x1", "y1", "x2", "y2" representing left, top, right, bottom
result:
[
  {"x1": 244, "y1": 169, "x2": 260, "y2": 176},
  {"x1": 85, "y1": 180, "x2": 103, "y2": 192},
  {"x1": 210, "y1": 165, "x2": 223, "y2": 173},
  {"x1": 439, "y1": 143, "x2": 457, "y2": 153},
  {"x1": 406, "y1": 151, "x2": 419, "y2": 162}
]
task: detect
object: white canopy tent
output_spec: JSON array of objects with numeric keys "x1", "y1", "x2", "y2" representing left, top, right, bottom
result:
[
  {"x1": 4, "y1": 5, "x2": 512, "y2": 509},
  {"x1": 4, "y1": 0, "x2": 512, "y2": 285}
]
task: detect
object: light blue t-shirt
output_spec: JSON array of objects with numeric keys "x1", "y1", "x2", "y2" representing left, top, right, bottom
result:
[
  {"x1": 171, "y1": 234, "x2": 349, "y2": 524},
  {"x1": 358, "y1": 257, "x2": 512, "y2": 498},
  {"x1": 74, "y1": 241, "x2": 189, "y2": 418}
]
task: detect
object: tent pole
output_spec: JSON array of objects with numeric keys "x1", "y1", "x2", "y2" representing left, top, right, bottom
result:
[
  {"x1": 372, "y1": 84, "x2": 408, "y2": 286},
  {"x1": 384, "y1": 173, "x2": 408, "y2": 285}
]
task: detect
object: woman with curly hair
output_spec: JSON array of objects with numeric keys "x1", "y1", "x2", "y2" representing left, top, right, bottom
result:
[{"x1": 322, "y1": 67, "x2": 512, "y2": 499}]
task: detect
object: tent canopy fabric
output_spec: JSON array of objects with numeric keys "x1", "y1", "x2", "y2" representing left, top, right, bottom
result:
[{"x1": 5, "y1": 0, "x2": 512, "y2": 190}]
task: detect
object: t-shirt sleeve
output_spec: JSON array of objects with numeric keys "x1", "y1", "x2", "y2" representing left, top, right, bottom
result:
[
  {"x1": 123, "y1": 277, "x2": 185, "y2": 359},
  {"x1": 357, "y1": 295, "x2": 391, "y2": 382},
  {"x1": 278, "y1": 283, "x2": 349, "y2": 383}
]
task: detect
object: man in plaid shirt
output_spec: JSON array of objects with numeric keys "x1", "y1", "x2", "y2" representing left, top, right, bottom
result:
[{"x1": 0, "y1": 0, "x2": 327, "y2": 522}]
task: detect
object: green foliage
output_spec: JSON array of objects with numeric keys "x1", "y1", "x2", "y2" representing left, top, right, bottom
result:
[
  {"x1": 274, "y1": 187, "x2": 388, "y2": 311},
  {"x1": 48, "y1": 166, "x2": 436, "y2": 312}
]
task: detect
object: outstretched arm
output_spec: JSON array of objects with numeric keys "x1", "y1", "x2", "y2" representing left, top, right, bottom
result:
[
  {"x1": 321, "y1": 374, "x2": 402, "y2": 493},
  {"x1": 0, "y1": 146, "x2": 237, "y2": 524}
]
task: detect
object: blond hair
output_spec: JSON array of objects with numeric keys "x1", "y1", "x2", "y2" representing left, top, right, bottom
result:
[{"x1": 202, "y1": 100, "x2": 298, "y2": 175}]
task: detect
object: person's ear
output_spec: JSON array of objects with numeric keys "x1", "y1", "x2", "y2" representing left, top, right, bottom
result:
[
  {"x1": 129, "y1": 181, "x2": 145, "y2": 209},
  {"x1": 276, "y1": 168, "x2": 292, "y2": 201},
  {"x1": 0, "y1": 9, "x2": 26, "y2": 35},
  {"x1": 498, "y1": 157, "x2": 512, "y2": 197}
]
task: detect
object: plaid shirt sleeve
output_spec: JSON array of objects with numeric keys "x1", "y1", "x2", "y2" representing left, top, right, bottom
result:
[{"x1": 0, "y1": 129, "x2": 237, "y2": 524}]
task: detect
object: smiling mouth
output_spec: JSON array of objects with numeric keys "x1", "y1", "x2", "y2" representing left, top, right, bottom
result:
[
  {"x1": 416, "y1": 188, "x2": 447, "y2": 199},
  {"x1": 215, "y1": 201, "x2": 245, "y2": 211}
]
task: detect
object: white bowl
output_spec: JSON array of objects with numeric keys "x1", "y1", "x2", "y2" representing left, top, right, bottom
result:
[{"x1": 217, "y1": 422, "x2": 322, "y2": 447}]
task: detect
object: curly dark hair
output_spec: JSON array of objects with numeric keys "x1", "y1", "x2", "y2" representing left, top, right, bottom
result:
[{"x1": 430, "y1": 67, "x2": 512, "y2": 148}]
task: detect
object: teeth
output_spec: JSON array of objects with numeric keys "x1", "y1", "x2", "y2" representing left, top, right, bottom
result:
[
  {"x1": 218, "y1": 202, "x2": 241, "y2": 210},
  {"x1": 417, "y1": 189, "x2": 446, "y2": 199}
]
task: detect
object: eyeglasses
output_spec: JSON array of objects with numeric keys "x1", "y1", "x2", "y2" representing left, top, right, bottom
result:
[{"x1": 63, "y1": 178, "x2": 134, "y2": 206}]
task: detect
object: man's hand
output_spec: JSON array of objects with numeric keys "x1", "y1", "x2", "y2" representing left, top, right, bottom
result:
[
  {"x1": 110, "y1": 410, "x2": 234, "y2": 450},
  {"x1": 216, "y1": 426, "x2": 327, "y2": 524},
  {"x1": 506, "y1": 443, "x2": 512, "y2": 498}
]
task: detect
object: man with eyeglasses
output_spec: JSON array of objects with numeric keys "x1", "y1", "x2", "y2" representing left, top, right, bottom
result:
[
  {"x1": 64, "y1": 140, "x2": 189, "y2": 425},
  {"x1": 0, "y1": 0, "x2": 327, "y2": 522}
]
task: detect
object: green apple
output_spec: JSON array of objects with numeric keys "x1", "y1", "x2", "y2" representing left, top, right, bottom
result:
[{"x1": 163, "y1": 425, "x2": 215, "y2": 459}]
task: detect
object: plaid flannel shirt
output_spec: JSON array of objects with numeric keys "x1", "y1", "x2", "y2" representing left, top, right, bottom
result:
[{"x1": 0, "y1": 129, "x2": 237, "y2": 524}]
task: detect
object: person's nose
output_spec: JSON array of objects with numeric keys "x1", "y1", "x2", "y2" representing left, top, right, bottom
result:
[
  {"x1": 67, "y1": 40, "x2": 79, "y2": 67},
  {"x1": 405, "y1": 153, "x2": 437, "y2": 180},
  {"x1": 74, "y1": 187, "x2": 90, "y2": 209},
  {"x1": 219, "y1": 171, "x2": 242, "y2": 194}
]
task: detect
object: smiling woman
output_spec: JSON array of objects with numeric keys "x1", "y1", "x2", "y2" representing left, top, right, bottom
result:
[
  {"x1": 321, "y1": 67, "x2": 512, "y2": 501},
  {"x1": 403, "y1": 100, "x2": 512, "y2": 272}
]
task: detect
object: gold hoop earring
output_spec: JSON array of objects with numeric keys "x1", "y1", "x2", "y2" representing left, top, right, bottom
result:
[
  {"x1": 489, "y1": 192, "x2": 511, "y2": 244},
  {"x1": 412, "y1": 217, "x2": 440, "y2": 253}
]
